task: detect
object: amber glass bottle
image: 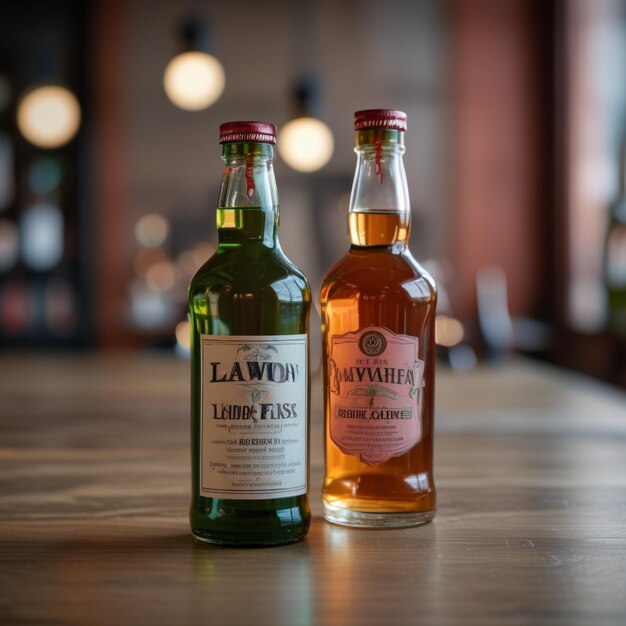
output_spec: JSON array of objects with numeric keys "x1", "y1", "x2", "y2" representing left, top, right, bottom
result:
[
  {"x1": 320, "y1": 109, "x2": 437, "y2": 528},
  {"x1": 189, "y1": 122, "x2": 311, "y2": 545}
]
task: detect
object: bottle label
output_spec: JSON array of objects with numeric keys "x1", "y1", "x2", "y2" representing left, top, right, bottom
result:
[
  {"x1": 200, "y1": 334, "x2": 308, "y2": 500},
  {"x1": 329, "y1": 327, "x2": 424, "y2": 465}
]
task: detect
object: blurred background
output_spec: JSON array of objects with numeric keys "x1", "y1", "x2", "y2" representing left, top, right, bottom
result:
[{"x1": 1, "y1": 0, "x2": 626, "y2": 388}]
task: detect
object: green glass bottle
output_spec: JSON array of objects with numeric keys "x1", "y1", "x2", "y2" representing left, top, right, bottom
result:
[{"x1": 189, "y1": 121, "x2": 311, "y2": 546}]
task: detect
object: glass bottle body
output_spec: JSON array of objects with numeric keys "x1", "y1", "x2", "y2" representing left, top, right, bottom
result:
[
  {"x1": 320, "y1": 129, "x2": 437, "y2": 527},
  {"x1": 189, "y1": 142, "x2": 311, "y2": 545},
  {"x1": 606, "y1": 203, "x2": 626, "y2": 337}
]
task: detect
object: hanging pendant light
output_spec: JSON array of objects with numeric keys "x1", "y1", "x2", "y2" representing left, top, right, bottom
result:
[
  {"x1": 279, "y1": 0, "x2": 333, "y2": 174},
  {"x1": 16, "y1": 51, "x2": 81, "y2": 149},
  {"x1": 278, "y1": 77, "x2": 334, "y2": 173},
  {"x1": 277, "y1": 77, "x2": 335, "y2": 172},
  {"x1": 163, "y1": 17, "x2": 225, "y2": 111},
  {"x1": 279, "y1": 117, "x2": 334, "y2": 173}
]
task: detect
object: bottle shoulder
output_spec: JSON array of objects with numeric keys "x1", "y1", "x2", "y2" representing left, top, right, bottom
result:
[
  {"x1": 320, "y1": 248, "x2": 436, "y2": 303},
  {"x1": 189, "y1": 244, "x2": 311, "y2": 302}
]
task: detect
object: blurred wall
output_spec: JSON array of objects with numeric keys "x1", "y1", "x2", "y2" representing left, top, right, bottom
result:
[
  {"x1": 95, "y1": 0, "x2": 448, "y2": 346},
  {"x1": 449, "y1": 0, "x2": 549, "y2": 320}
]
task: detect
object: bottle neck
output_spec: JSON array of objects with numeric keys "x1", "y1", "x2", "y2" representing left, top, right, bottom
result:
[
  {"x1": 217, "y1": 142, "x2": 279, "y2": 246},
  {"x1": 349, "y1": 129, "x2": 410, "y2": 249}
]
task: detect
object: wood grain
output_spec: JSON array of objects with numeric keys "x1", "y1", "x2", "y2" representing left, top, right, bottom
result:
[{"x1": 1, "y1": 354, "x2": 626, "y2": 626}]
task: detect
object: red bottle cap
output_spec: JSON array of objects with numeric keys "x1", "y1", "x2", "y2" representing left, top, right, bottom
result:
[
  {"x1": 219, "y1": 121, "x2": 277, "y2": 144},
  {"x1": 354, "y1": 109, "x2": 407, "y2": 132}
]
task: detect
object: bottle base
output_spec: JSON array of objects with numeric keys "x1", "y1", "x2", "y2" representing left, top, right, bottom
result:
[
  {"x1": 191, "y1": 529, "x2": 308, "y2": 547},
  {"x1": 323, "y1": 501, "x2": 435, "y2": 528}
]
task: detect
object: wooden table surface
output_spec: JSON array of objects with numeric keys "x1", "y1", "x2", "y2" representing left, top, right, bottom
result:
[{"x1": 1, "y1": 353, "x2": 626, "y2": 626}]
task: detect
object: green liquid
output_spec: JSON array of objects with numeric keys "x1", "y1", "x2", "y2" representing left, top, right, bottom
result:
[{"x1": 189, "y1": 206, "x2": 311, "y2": 545}]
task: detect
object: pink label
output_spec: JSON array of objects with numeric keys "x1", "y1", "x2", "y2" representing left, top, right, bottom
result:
[{"x1": 329, "y1": 327, "x2": 424, "y2": 465}]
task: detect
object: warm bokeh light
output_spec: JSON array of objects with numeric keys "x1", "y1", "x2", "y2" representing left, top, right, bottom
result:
[
  {"x1": 435, "y1": 315, "x2": 465, "y2": 347},
  {"x1": 176, "y1": 249, "x2": 199, "y2": 278},
  {"x1": 134, "y1": 247, "x2": 168, "y2": 277},
  {"x1": 134, "y1": 213, "x2": 170, "y2": 248},
  {"x1": 191, "y1": 242, "x2": 214, "y2": 268},
  {"x1": 146, "y1": 260, "x2": 176, "y2": 292},
  {"x1": 163, "y1": 51, "x2": 225, "y2": 111},
  {"x1": 17, "y1": 85, "x2": 81, "y2": 148},
  {"x1": 175, "y1": 243, "x2": 214, "y2": 284},
  {"x1": 175, "y1": 319, "x2": 191, "y2": 352},
  {"x1": 278, "y1": 117, "x2": 334, "y2": 172}
]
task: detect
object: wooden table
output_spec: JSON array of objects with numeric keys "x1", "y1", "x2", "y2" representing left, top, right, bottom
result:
[{"x1": 1, "y1": 353, "x2": 626, "y2": 626}]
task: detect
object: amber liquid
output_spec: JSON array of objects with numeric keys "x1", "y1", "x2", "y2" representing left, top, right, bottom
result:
[{"x1": 320, "y1": 211, "x2": 436, "y2": 525}]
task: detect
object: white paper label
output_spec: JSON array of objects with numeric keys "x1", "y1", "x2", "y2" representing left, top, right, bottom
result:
[{"x1": 200, "y1": 334, "x2": 308, "y2": 499}]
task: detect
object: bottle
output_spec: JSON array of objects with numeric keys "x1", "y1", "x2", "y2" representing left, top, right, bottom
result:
[
  {"x1": 189, "y1": 121, "x2": 311, "y2": 545},
  {"x1": 605, "y1": 139, "x2": 626, "y2": 338},
  {"x1": 320, "y1": 109, "x2": 437, "y2": 528}
]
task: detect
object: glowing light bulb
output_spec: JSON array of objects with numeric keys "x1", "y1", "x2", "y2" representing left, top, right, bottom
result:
[
  {"x1": 163, "y1": 51, "x2": 225, "y2": 111},
  {"x1": 17, "y1": 86, "x2": 81, "y2": 149},
  {"x1": 278, "y1": 117, "x2": 334, "y2": 172},
  {"x1": 135, "y1": 213, "x2": 170, "y2": 248},
  {"x1": 435, "y1": 315, "x2": 465, "y2": 347}
]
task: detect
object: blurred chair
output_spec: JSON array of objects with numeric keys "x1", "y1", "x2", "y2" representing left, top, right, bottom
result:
[{"x1": 477, "y1": 265, "x2": 552, "y2": 361}]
